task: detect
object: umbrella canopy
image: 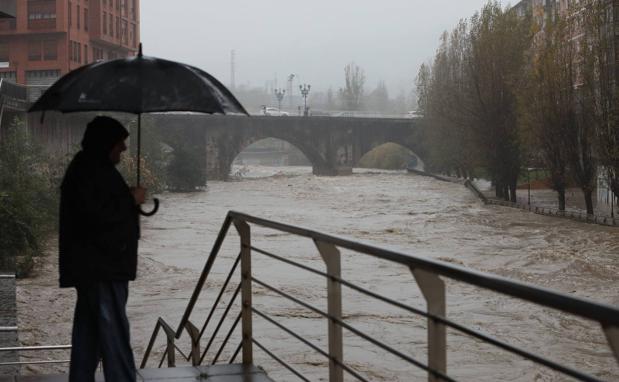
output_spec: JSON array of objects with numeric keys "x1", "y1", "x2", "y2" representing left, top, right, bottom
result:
[
  {"x1": 29, "y1": 47, "x2": 247, "y2": 116},
  {"x1": 29, "y1": 45, "x2": 248, "y2": 216}
]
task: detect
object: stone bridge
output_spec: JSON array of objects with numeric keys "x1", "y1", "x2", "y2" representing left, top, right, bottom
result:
[
  {"x1": 153, "y1": 114, "x2": 425, "y2": 180},
  {"x1": 23, "y1": 113, "x2": 425, "y2": 183}
]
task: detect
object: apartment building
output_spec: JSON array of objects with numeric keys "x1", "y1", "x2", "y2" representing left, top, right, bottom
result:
[{"x1": 0, "y1": 0, "x2": 139, "y2": 89}]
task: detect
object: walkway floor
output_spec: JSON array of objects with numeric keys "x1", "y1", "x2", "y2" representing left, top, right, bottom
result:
[{"x1": 0, "y1": 364, "x2": 274, "y2": 381}]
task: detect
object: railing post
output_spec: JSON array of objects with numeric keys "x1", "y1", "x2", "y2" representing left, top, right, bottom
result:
[
  {"x1": 604, "y1": 325, "x2": 619, "y2": 363},
  {"x1": 166, "y1": 334, "x2": 176, "y2": 367},
  {"x1": 315, "y1": 240, "x2": 344, "y2": 382},
  {"x1": 185, "y1": 320, "x2": 201, "y2": 366},
  {"x1": 234, "y1": 220, "x2": 253, "y2": 365},
  {"x1": 411, "y1": 268, "x2": 446, "y2": 382}
]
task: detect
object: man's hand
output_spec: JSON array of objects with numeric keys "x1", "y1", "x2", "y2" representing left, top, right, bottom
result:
[{"x1": 130, "y1": 187, "x2": 147, "y2": 205}]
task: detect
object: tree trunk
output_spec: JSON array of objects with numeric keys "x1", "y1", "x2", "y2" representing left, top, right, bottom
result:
[
  {"x1": 509, "y1": 183, "x2": 517, "y2": 203},
  {"x1": 557, "y1": 188, "x2": 566, "y2": 211},
  {"x1": 583, "y1": 189, "x2": 594, "y2": 215}
]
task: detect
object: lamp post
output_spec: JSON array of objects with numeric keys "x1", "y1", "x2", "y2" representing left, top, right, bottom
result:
[
  {"x1": 299, "y1": 84, "x2": 311, "y2": 116},
  {"x1": 274, "y1": 88, "x2": 286, "y2": 112}
]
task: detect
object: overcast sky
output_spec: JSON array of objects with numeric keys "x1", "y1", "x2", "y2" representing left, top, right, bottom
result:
[{"x1": 141, "y1": 0, "x2": 495, "y2": 95}]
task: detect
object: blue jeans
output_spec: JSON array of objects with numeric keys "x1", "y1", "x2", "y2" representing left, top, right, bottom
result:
[{"x1": 69, "y1": 281, "x2": 136, "y2": 382}]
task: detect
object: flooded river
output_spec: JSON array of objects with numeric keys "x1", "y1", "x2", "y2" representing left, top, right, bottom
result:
[{"x1": 17, "y1": 166, "x2": 619, "y2": 381}]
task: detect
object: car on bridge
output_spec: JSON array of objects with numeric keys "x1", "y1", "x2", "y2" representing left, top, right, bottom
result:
[{"x1": 261, "y1": 106, "x2": 289, "y2": 116}]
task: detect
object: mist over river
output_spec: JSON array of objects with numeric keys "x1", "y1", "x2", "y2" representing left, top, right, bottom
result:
[{"x1": 18, "y1": 166, "x2": 619, "y2": 381}]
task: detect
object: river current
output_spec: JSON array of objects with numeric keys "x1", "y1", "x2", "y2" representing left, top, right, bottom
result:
[{"x1": 17, "y1": 165, "x2": 619, "y2": 381}]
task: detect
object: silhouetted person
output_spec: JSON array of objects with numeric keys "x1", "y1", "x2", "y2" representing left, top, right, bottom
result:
[{"x1": 59, "y1": 116, "x2": 145, "y2": 382}]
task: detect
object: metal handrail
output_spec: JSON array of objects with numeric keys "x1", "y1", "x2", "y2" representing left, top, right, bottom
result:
[
  {"x1": 0, "y1": 345, "x2": 71, "y2": 368},
  {"x1": 141, "y1": 210, "x2": 619, "y2": 381},
  {"x1": 229, "y1": 211, "x2": 618, "y2": 326}
]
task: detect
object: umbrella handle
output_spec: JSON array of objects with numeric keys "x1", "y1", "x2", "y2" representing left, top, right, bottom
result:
[{"x1": 139, "y1": 198, "x2": 160, "y2": 217}]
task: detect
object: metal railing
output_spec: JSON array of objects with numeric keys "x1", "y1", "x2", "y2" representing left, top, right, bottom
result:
[
  {"x1": 141, "y1": 210, "x2": 619, "y2": 381},
  {"x1": 0, "y1": 345, "x2": 71, "y2": 368}
]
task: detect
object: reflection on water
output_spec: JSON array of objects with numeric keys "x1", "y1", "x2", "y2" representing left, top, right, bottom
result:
[{"x1": 135, "y1": 165, "x2": 619, "y2": 381}]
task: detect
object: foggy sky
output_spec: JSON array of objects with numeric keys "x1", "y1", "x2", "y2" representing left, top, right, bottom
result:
[{"x1": 141, "y1": 0, "x2": 493, "y2": 95}]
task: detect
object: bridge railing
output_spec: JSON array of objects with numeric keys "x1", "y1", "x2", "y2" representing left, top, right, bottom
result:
[{"x1": 141, "y1": 211, "x2": 619, "y2": 381}]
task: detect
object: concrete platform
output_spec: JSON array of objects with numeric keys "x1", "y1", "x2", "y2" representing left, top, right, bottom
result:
[{"x1": 0, "y1": 364, "x2": 274, "y2": 381}]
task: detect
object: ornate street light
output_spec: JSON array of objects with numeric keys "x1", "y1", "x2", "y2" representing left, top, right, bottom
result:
[
  {"x1": 274, "y1": 88, "x2": 286, "y2": 111},
  {"x1": 299, "y1": 83, "x2": 311, "y2": 117}
]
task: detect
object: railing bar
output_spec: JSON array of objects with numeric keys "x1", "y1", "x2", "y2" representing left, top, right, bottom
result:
[
  {"x1": 212, "y1": 311, "x2": 242, "y2": 365},
  {"x1": 173, "y1": 343, "x2": 190, "y2": 362},
  {"x1": 252, "y1": 248, "x2": 603, "y2": 380},
  {"x1": 252, "y1": 307, "x2": 370, "y2": 382},
  {"x1": 0, "y1": 360, "x2": 70, "y2": 366},
  {"x1": 140, "y1": 321, "x2": 162, "y2": 368},
  {"x1": 200, "y1": 283, "x2": 242, "y2": 364},
  {"x1": 252, "y1": 245, "x2": 327, "y2": 278},
  {"x1": 199, "y1": 252, "x2": 242, "y2": 340},
  {"x1": 252, "y1": 277, "x2": 454, "y2": 382},
  {"x1": 230, "y1": 211, "x2": 619, "y2": 326},
  {"x1": 252, "y1": 338, "x2": 311, "y2": 382},
  {"x1": 0, "y1": 345, "x2": 71, "y2": 352},
  {"x1": 158, "y1": 348, "x2": 167, "y2": 369},
  {"x1": 229, "y1": 341, "x2": 242, "y2": 364},
  {"x1": 176, "y1": 215, "x2": 233, "y2": 338}
]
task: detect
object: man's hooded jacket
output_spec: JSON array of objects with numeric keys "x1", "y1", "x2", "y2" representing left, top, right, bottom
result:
[{"x1": 59, "y1": 117, "x2": 139, "y2": 288}]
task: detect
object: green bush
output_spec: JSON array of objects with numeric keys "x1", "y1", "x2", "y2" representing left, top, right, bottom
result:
[
  {"x1": 0, "y1": 119, "x2": 61, "y2": 277},
  {"x1": 359, "y1": 143, "x2": 414, "y2": 170}
]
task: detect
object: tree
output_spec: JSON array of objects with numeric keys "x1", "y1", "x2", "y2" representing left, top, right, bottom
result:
[
  {"x1": 578, "y1": 0, "x2": 618, "y2": 214},
  {"x1": 366, "y1": 80, "x2": 390, "y2": 113},
  {"x1": 468, "y1": 2, "x2": 532, "y2": 201},
  {"x1": 520, "y1": 5, "x2": 576, "y2": 210},
  {"x1": 339, "y1": 62, "x2": 365, "y2": 111}
]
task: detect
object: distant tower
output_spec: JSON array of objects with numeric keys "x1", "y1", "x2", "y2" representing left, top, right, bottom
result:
[{"x1": 230, "y1": 50, "x2": 236, "y2": 90}]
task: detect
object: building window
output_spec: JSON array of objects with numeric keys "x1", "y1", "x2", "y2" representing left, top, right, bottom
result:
[
  {"x1": 131, "y1": 0, "x2": 136, "y2": 20},
  {"x1": 84, "y1": 44, "x2": 88, "y2": 64},
  {"x1": 77, "y1": 42, "x2": 81, "y2": 63},
  {"x1": 68, "y1": 2, "x2": 72, "y2": 27},
  {"x1": 122, "y1": 20, "x2": 128, "y2": 45},
  {"x1": 0, "y1": 41, "x2": 8, "y2": 62},
  {"x1": 77, "y1": 5, "x2": 80, "y2": 29},
  {"x1": 84, "y1": 8, "x2": 89, "y2": 31},
  {"x1": 29, "y1": 40, "x2": 42, "y2": 61},
  {"x1": 131, "y1": 23, "x2": 136, "y2": 47},
  {"x1": 28, "y1": 0, "x2": 57, "y2": 29},
  {"x1": 103, "y1": 12, "x2": 107, "y2": 34},
  {"x1": 43, "y1": 39, "x2": 57, "y2": 60},
  {"x1": 0, "y1": 71, "x2": 16, "y2": 81},
  {"x1": 109, "y1": 14, "x2": 113, "y2": 37},
  {"x1": 116, "y1": 16, "x2": 119, "y2": 38}
]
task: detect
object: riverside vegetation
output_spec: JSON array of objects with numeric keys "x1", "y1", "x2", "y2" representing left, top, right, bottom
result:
[{"x1": 417, "y1": 0, "x2": 619, "y2": 214}]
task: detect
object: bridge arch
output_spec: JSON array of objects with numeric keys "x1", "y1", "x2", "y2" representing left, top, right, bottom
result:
[{"x1": 222, "y1": 133, "x2": 329, "y2": 178}]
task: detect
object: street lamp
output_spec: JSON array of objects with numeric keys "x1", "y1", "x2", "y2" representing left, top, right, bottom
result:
[
  {"x1": 299, "y1": 84, "x2": 311, "y2": 116},
  {"x1": 274, "y1": 88, "x2": 286, "y2": 111}
]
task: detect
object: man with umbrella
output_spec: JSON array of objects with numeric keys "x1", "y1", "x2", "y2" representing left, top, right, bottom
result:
[{"x1": 59, "y1": 116, "x2": 145, "y2": 381}]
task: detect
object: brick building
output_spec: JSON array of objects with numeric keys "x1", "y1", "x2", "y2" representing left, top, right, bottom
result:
[{"x1": 0, "y1": 0, "x2": 139, "y2": 90}]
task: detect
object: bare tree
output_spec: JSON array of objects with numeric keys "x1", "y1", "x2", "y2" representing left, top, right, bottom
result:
[
  {"x1": 339, "y1": 62, "x2": 365, "y2": 111},
  {"x1": 520, "y1": 5, "x2": 576, "y2": 210}
]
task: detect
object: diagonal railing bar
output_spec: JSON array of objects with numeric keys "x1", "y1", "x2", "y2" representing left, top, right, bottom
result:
[
  {"x1": 252, "y1": 338, "x2": 311, "y2": 382},
  {"x1": 229, "y1": 341, "x2": 242, "y2": 364},
  {"x1": 252, "y1": 307, "x2": 371, "y2": 382},
  {"x1": 229, "y1": 211, "x2": 619, "y2": 327},
  {"x1": 212, "y1": 311, "x2": 242, "y2": 365},
  {"x1": 252, "y1": 245, "x2": 603, "y2": 382},
  {"x1": 175, "y1": 215, "x2": 234, "y2": 339},
  {"x1": 252, "y1": 277, "x2": 455, "y2": 382},
  {"x1": 173, "y1": 343, "x2": 190, "y2": 362},
  {"x1": 158, "y1": 349, "x2": 168, "y2": 369},
  {"x1": 199, "y1": 283, "x2": 242, "y2": 364},
  {"x1": 199, "y1": 252, "x2": 242, "y2": 340}
]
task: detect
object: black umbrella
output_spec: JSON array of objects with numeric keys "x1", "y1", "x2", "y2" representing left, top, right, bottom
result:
[{"x1": 29, "y1": 44, "x2": 248, "y2": 216}]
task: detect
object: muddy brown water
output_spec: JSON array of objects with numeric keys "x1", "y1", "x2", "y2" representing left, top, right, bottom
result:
[{"x1": 17, "y1": 166, "x2": 619, "y2": 381}]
